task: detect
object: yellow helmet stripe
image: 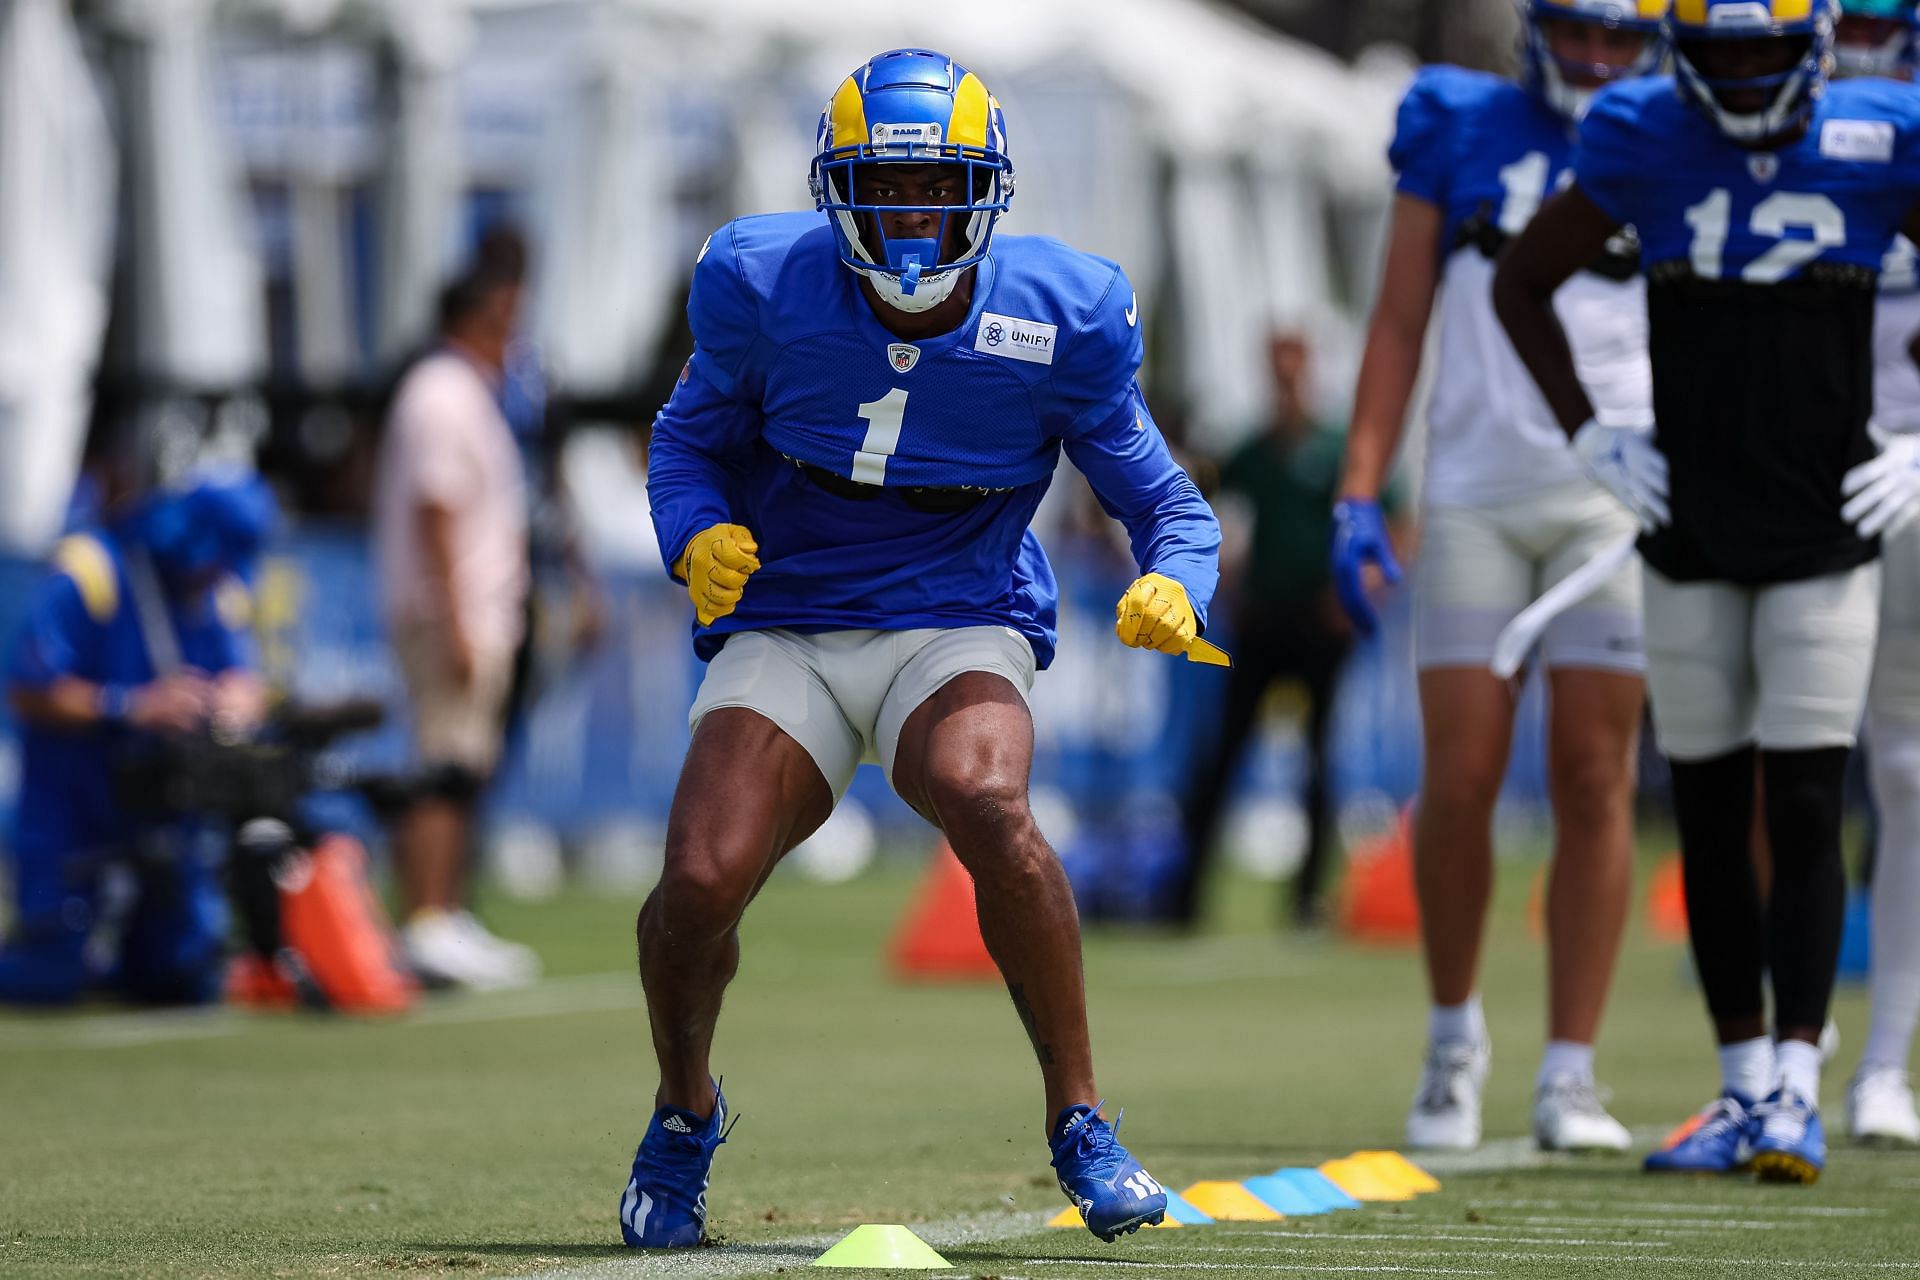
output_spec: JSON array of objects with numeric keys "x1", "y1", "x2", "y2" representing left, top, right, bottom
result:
[
  {"x1": 829, "y1": 75, "x2": 867, "y2": 150},
  {"x1": 948, "y1": 71, "x2": 991, "y2": 149},
  {"x1": 52, "y1": 534, "x2": 119, "y2": 624}
]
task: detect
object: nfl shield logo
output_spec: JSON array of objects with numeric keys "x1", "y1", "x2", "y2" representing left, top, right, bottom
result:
[
  {"x1": 1748, "y1": 152, "x2": 1779, "y2": 184},
  {"x1": 888, "y1": 343, "x2": 920, "y2": 373}
]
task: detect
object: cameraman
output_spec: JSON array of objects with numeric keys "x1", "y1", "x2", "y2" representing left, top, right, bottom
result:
[{"x1": 0, "y1": 475, "x2": 272, "y2": 1006}]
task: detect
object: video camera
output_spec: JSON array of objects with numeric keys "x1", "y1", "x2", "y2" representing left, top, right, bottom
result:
[{"x1": 114, "y1": 700, "x2": 421, "y2": 1011}]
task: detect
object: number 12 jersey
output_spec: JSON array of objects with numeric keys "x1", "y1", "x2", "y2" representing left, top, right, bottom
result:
[{"x1": 1574, "y1": 75, "x2": 1920, "y2": 584}]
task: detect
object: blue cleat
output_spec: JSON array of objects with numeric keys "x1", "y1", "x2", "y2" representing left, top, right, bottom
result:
[
  {"x1": 1643, "y1": 1092, "x2": 1755, "y2": 1174},
  {"x1": 1049, "y1": 1101, "x2": 1168, "y2": 1242},
  {"x1": 1750, "y1": 1088, "x2": 1826, "y2": 1185},
  {"x1": 619, "y1": 1083, "x2": 731, "y2": 1248}
]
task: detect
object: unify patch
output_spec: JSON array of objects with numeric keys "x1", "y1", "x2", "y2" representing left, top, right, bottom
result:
[{"x1": 975, "y1": 312, "x2": 1058, "y2": 365}]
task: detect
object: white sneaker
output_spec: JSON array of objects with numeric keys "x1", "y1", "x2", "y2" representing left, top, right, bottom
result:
[
  {"x1": 1533, "y1": 1073, "x2": 1632, "y2": 1152},
  {"x1": 1407, "y1": 1037, "x2": 1490, "y2": 1151},
  {"x1": 402, "y1": 909, "x2": 541, "y2": 991},
  {"x1": 1848, "y1": 1066, "x2": 1920, "y2": 1146}
]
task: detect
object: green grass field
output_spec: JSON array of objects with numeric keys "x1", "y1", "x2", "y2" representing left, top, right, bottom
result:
[{"x1": 3, "y1": 847, "x2": 1918, "y2": 1279}]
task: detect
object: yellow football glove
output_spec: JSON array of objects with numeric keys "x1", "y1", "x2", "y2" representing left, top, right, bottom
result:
[
  {"x1": 1114, "y1": 573, "x2": 1231, "y2": 666},
  {"x1": 680, "y1": 523, "x2": 761, "y2": 627}
]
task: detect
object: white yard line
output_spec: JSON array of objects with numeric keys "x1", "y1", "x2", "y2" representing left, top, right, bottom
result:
[
  {"x1": 1019, "y1": 1263, "x2": 1493, "y2": 1276},
  {"x1": 1465, "y1": 1196, "x2": 1884, "y2": 1218},
  {"x1": 0, "y1": 971, "x2": 643, "y2": 1051}
]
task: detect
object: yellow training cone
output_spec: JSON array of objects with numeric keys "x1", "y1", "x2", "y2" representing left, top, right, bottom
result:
[
  {"x1": 1318, "y1": 1157, "x2": 1414, "y2": 1202},
  {"x1": 1140, "y1": 1216, "x2": 1184, "y2": 1229},
  {"x1": 1045, "y1": 1206, "x2": 1082, "y2": 1228},
  {"x1": 1352, "y1": 1150, "x2": 1441, "y2": 1194},
  {"x1": 1180, "y1": 1181, "x2": 1285, "y2": 1221},
  {"x1": 812, "y1": 1224, "x2": 953, "y2": 1269}
]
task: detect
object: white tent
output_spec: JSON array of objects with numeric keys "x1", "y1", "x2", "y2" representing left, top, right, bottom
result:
[
  {"x1": 0, "y1": 0, "x2": 117, "y2": 552},
  {"x1": 471, "y1": 0, "x2": 1404, "y2": 438},
  {"x1": 112, "y1": 0, "x2": 268, "y2": 391}
]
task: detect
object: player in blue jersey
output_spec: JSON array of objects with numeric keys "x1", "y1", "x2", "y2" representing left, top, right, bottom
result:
[
  {"x1": 621, "y1": 49, "x2": 1222, "y2": 1248},
  {"x1": 1336, "y1": 0, "x2": 1665, "y2": 1155},
  {"x1": 1832, "y1": 0, "x2": 1920, "y2": 1147},
  {"x1": 1495, "y1": 0, "x2": 1920, "y2": 1183}
]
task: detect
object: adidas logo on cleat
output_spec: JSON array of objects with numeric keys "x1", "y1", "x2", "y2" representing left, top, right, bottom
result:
[{"x1": 662, "y1": 1115, "x2": 694, "y2": 1134}]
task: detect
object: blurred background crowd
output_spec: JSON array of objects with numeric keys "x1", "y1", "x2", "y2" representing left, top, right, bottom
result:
[{"x1": 0, "y1": 0, "x2": 1603, "y2": 1002}]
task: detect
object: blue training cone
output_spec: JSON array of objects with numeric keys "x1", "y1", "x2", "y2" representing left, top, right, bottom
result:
[
  {"x1": 1162, "y1": 1189, "x2": 1215, "y2": 1225},
  {"x1": 1268, "y1": 1168, "x2": 1361, "y2": 1212},
  {"x1": 1243, "y1": 1173, "x2": 1330, "y2": 1216}
]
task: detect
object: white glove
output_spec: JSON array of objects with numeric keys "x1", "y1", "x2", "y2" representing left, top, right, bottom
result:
[
  {"x1": 1573, "y1": 420, "x2": 1669, "y2": 532},
  {"x1": 1842, "y1": 428, "x2": 1920, "y2": 540}
]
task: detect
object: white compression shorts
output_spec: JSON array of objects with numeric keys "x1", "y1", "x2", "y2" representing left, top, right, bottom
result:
[
  {"x1": 1413, "y1": 478, "x2": 1644, "y2": 674},
  {"x1": 687, "y1": 626, "x2": 1037, "y2": 800},
  {"x1": 1643, "y1": 563, "x2": 1881, "y2": 761}
]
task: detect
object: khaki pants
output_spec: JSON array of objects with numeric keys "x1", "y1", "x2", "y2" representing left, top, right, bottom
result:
[{"x1": 392, "y1": 621, "x2": 514, "y2": 774}]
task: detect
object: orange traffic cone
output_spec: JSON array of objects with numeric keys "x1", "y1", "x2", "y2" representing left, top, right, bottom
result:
[
  {"x1": 1647, "y1": 854, "x2": 1689, "y2": 941},
  {"x1": 279, "y1": 835, "x2": 415, "y2": 1013},
  {"x1": 1339, "y1": 805, "x2": 1421, "y2": 945},
  {"x1": 889, "y1": 841, "x2": 1000, "y2": 981}
]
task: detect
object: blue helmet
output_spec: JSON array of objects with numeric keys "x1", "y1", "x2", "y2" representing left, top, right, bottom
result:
[
  {"x1": 809, "y1": 49, "x2": 1014, "y2": 314},
  {"x1": 130, "y1": 473, "x2": 278, "y2": 587},
  {"x1": 1834, "y1": 0, "x2": 1920, "y2": 77},
  {"x1": 1669, "y1": 0, "x2": 1840, "y2": 141},
  {"x1": 1521, "y1": 0, "x2": 1670, "y2": 120}
]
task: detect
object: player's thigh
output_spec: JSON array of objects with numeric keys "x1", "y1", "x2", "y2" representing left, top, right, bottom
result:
[
  {"x1": 1544, "y1": 667, "x2": 1644, "y2": 799},
  {"x1": 1642, "y1": 569, "x2": 1756, "y2": 761},
  {"x1": 1872, "y1": 522, "x2": 1920, "y2": 723},
  {"x1": 673, "y1": 633, "x2": 850, "y2": 892},
  {"x1": 1753, "y1": 562, "x2": 1880, "y2": 753},
  {"x1": 882, "y1": 628, "x2": 1039, "y2": 825},
  {"x1": 1413, "y1": 501, "x2": 1536, "y2": 671},
  {"x1": 1417, "y1": 666, "x2": 1518, "y2": 804},
  {"x1": 688, "y1": 630, "x2": 862, "y2": 802},
  {"x1": 1537, "y1": 486, "x2": 1645, "y2": 676}
]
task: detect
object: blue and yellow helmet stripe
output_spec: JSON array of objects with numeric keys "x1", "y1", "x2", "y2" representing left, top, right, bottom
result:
[{"x1": 1671, "y1": 0, "x2": 1828, "y2": 28}]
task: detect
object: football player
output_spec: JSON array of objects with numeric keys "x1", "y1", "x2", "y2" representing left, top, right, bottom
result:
[
  {"x1": 621, "y1": 50, "x2": 1222, "y2": 1247},
  {"x1": 1833, "y1": 0, "x2": 1920, "y2": 1147},
  {"x1": 1494, "y1": 0, "x2": 1920, "y2": 1183},
  {"x1": 1335, "y1": 0, "x2": 1665, "y2": 1154}
]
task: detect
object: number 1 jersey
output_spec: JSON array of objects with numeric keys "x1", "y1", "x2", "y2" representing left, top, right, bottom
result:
[
  {"x1": 1575, "y1": 75, "x2": 1920, "y2": 583},
  {"x1": 646, "y1": 212, "x2": 1220, "y2": 665}
]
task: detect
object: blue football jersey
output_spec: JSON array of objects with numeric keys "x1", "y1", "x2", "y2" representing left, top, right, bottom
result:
[
  {"x1": 1388, "y1": 65, "x2": 1649, "y2": 509},
  {"x1": 647, "y1": 212, "x2": 1220, "y2": 665},
  {"x1": 1579, "y1": 77, "x2": 1920, "y2": 281},
  {"x1": 1570, "y1": 76, "x2": 1920, "y2": 583},
  {"x1": 1394, "y1": 65, "x2": 1590, "y2": 260}
]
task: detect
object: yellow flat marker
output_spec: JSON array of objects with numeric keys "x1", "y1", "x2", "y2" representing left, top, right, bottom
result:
[
  {"x1": 1187, "y1": 638, "x2": 1232, "y2": 667},
  {"x1": 1140, "y1": 1215, "x2": 1184, "y2": 1229},
  {"x1": 812, "y1": 1224, "x2": 952, "y2": 1269},
  {"x1": 1352, "y1": 1150, "x2": 1441, "y2": 1194},
  {"x1": 1045, "y1": 1207, "x2": 1082, "y2": 1228},
  {"x1": 1180, "y1": 1181, "x2": 1284, "y2": 1221},
  {"x1": 1318, "y1": 1156, "x2": 1414, "y2": 1202}
]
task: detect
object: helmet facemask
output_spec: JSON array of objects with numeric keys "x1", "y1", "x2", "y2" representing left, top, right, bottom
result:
[
  {"x1": 1670, "y1": 3, "x2": 1837, "y2": 143},
  {"x1": 1833, "y1": 7, "x2": 1917, "y2": 77},
  {"x1": 1522, "y1": 1, "x2": 1667, "y2": 121}
]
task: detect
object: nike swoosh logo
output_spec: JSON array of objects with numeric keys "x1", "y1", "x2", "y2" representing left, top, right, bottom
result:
[{"x1": 1124, "y1": 293, "x2": 1138, "y2": 327}]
